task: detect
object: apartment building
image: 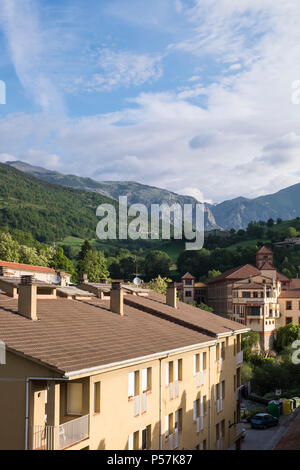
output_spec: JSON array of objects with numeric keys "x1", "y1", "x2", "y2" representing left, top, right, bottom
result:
[
  {"x1": 207, "y1": 247, "x2": 299, "y2": 351},
  {"x1": 0, "y1": 274, "x2": 247, "y2": 451}
]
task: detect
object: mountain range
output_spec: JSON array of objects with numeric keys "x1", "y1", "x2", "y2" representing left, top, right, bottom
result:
[{"x1": 6, "y1": 160, "x2": 300, "y2": 231}]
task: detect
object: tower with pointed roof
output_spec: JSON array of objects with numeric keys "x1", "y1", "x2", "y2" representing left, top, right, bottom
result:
[{"x1": 256, "y1": 246, "x2": 274, "y2": 269}]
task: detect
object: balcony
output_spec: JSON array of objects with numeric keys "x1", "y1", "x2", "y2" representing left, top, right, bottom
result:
[
  {"x1": 236, "y1": 350, "x2": 243, "y2": 365},
  {"x1": 32, "y1": 414, "x2": 89, "y2": 450}
]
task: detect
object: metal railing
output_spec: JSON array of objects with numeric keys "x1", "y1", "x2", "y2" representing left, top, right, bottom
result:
[
  {"x1": 32, "y1": 425, "x2": 55, "y2": 450},
  {"x1": 57, "y1": 414, "x2": 89, "y2": 450},
  {"x1": 32, "y1": 414, "x2": 89, "y2": 450}
]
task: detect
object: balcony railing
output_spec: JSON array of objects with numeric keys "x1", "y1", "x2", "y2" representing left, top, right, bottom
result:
[{"x1": 32, "y1": 414, "x2": 89, "y2": 450}]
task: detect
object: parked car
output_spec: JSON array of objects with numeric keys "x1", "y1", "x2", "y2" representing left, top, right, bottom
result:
[{"x1": 251, "y1": 413, "x2": 279, "y2": 429}]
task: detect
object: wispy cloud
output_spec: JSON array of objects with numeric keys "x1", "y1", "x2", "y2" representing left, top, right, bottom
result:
[
  {"x1": 0, "y1": 0, "x2": 64, "y2": 113},
  {"x1": 62, "y1": 48, "x2": 163, "y2": 93}
]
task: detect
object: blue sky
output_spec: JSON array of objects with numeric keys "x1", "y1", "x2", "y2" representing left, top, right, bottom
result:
[{"x1": 1, "y1": 0, "x2": 300, "y2": 203}]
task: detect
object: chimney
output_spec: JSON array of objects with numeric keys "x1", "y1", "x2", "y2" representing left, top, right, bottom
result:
[
  {"x1": 166, "y1": 282, "x2": 177, "y2": 308},
  {"x1": 58, "y1": 271, "x2": 67, "y2": 287},
  {"x1": 18, "y1": 275, "x2": 37, "y2": 321},
  {"x1": 110, "y1": 282, "x2": 124, "y2": 315},
  {"x1": 80, "y1": 273, "x2": 88, "y2": 284}
]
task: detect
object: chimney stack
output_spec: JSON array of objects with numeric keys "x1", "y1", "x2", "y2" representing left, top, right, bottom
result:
[
  {"x1": 166, "y1": 282, "x2": 177, "y2": 308},
  {"x1": 110, "y1": 282, "x2": 124, "y2": 315},
  {"x1": 18, "y1": 275, "x2": 37, "y2": 321},
  {"x1": 80, "y1": 273, "x2": 88, "y2": 284},
  {"x1": 58, "y1": 271, "x2": 67, "y2": 287}
]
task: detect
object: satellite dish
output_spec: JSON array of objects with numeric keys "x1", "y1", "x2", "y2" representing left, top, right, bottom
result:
[{"x1": 133, "y1": 277, "x2": 141, "y2": 286}]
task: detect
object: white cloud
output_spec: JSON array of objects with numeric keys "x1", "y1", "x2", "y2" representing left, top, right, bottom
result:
[
  {"x1": 0, "y1": 0, "x2": 64, "y2": 113},
  {"x1": 65, "y1": 49, "x2": 163, "y2": 93}
]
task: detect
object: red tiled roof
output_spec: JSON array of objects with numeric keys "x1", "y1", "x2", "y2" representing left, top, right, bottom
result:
[
  {"x1": 207, "y1": 264, "x2": 260, "y2": 284},
  {"x1": 279, "y1": 289, "x2": 300, "y2": 298},
  {"x1": 277, "y1": 271, "x2": 290, "y2": 282},
  {"x1": 260, "y1": 261, "x2": 276, "y2": 270},
  {"x1": 181, "y1": 272, "x2": 195, "y2": 280},
  {"x1": 0, "y1": 260, "x2": 56, "y2": 274},
  {"x1": 289, "y1": 279, "x2": 300, "y2": 289},
  {"x1": 256, "y1": 246, "x2": 273, "y2": 255},
  {"x1": 0, "y1": 296, "x2": 215, "y2": 373}
]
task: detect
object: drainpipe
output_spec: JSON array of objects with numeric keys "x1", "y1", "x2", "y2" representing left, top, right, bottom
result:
[
  {"x1": 25, "y1": 376, "x2": 68, "y2": 450},
  {"x1": 208, "y1": 345, "x2": 212, "y2": 449}
]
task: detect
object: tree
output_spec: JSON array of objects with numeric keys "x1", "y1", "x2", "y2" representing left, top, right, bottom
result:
[
  {"x1": 51, "y1": 246, "x2": 75, "y2": 278},
  {"x1": 277, "y1": 218, "x2": 283, "y2": 224},
  {"x1": 241, "y1": 362, "x2": 253, "y2": 384},
  {"x1": 242, "y1": 331, "x2": 260, "y2": 361},
  {"x1": 77, "y1": 250, "x2": 109, "y2": 282},
  {"x1": 287, "y1": 227, "x2": 299, "y2": 238},
  {"x1": 267, "y1": 218, "x2": 274, "y2": 227},
  {"x1": 78, "y1": 240, "x2": 92, "y2": 261},
  {"x1": 275, "y1": 323, "x2": 300, "y2": 352},
  {"x1": 148, "y1": 275, "x2": 172, "y2": 295},
  {"x1": 144, "y1": 250, "x2": 171, "y2": 280}
]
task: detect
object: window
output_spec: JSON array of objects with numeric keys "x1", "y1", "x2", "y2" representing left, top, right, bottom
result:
[
  {"x1": 185, "y1": 291, "x2": 192, "y2": 297},
  {"x1": 165, "y1": 413, "x2": 173, "y2": 438},
  {"x1": 175, "y1": 408, "x2": 183, "y2": 431},
  {"x1": 142, "y1": 368, "x2": 152, "y2": 393},
  {"x1": 286, "y1": 317, "x2": 293, "y2": 325},
  {"x1": 93, "y1": 381, "x2": 101, "y2": 414},
  {"x1": 165, "y1": 361, "x2": 174, "y2": 386},
  {"x1": 221, "y1": 342, "x2": 225, "y2": 360},
  {"x1": 203, "y1": 395, "x2": 207, "y2": 415},
  {"x1": 215, "y1": 343, "x2": 220, "y2": 361},
  {"x1": 242, "y1": 291, "x2": 251, "y2": 298},
  {"x1": 193, "y1": 354, "x2": 200, "y2": 374},
  {"x1": 253, "y1": 291, "x2": 258, "y2": 298},
  {"x1": 67, "y1": 382, "x2": 83, "y2": 415},
  {"x1": 141, "y1": 425, "x2": 151, "y2": 450},
  {"x1": 128, "y1": 430, "x2": 139, "y2": 450},
  {"x1": 128, "y1": 370, "x2": 139, "y2": 399},
  {"x1": 193, "y1": 399, "x2": 200, "y2": 421},
  {"x1": 286, "y1": 301, "x2": 292, "y2": 310},
  {"x1": 174, "y1": 359, "x2": 183, "y2": 382}
]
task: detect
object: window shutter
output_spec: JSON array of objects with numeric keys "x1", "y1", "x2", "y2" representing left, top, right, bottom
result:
[
  {"x1": 193, "y1": 354, "x2": 197, "y2": 374},
  {"x1": 193, "y1": 400, "x2": 197, "y2": 421},
  {"x1": 128, "y1": 372, "x2": 135, "y2": 398},
  {"x1": 214, "y1": 384, "x2": 217, "y2": 402},
  {"x1": 165, "y1": 415, "x2": 169, "y2": 437},
  {"x1": 141, "y1": 368, "x2": 147, "y2": 392},
  {"x1": 128, "y1": 433, "x2": 134, "y2": 450},
  {"x1": 165, "y1": 363, "x2": 169, "y2": 386},
  {"x1": 200, "y1": 397, "x2": 204, "y2": 417},
  {"x1": 220, "y1": 381, "x2": 223, "y2": 399},
  {"x1": 174, "y1": 360, "x2": 178, "y2": 381}
]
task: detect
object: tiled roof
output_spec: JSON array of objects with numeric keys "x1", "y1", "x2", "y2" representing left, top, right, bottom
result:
[
  {"x1": 0, "y1": 288, "x2": 247, "y2": 374},
  {"x1": 207, "y1": 264, "x2": 260, "y2": 284},
  {"x1": 289, "y1": 279, "x2": 300, "y2": 289},
  {"x1": 260, "y1": 262, "x2": 276, "y2": 270},
  {"x1": 124, "y1": 291, "x2": 247, "y2": 337},
  {"x1": 256, "y1": 246, "x2": 273, "y2": 255},
  {"x1": 0, "y1": 296, "x2": 214, "y2": 374},
  {"x1": 279, "y1": 289, "x2": 300, "y2": 298},
  {"x1": 0, "y1": 260, "x2": 56, "y2": 274},
  {"x1": 276, "y1": 271, "x2": 290, "y2": 282},
  {"x1": 181, "y1": 272, "x2": 195, "y2": 280}
]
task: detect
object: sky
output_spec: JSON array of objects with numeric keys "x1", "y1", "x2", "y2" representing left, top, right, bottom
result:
[{"x1": 1, "y1": 0, "x2": 300, "y2": 204}]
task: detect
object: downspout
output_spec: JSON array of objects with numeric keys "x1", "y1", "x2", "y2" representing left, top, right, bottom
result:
[
  {"x1": 208, "y1": 345, "x2": 212, "y2": 449},
  {"x1": 25, "y1": 376, "x2": 68, "y2": 450}
]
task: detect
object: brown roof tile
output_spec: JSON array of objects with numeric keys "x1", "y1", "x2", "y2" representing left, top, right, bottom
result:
[{"x1": 0, "y1": 296, "x2": 214, "y2": 374}]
